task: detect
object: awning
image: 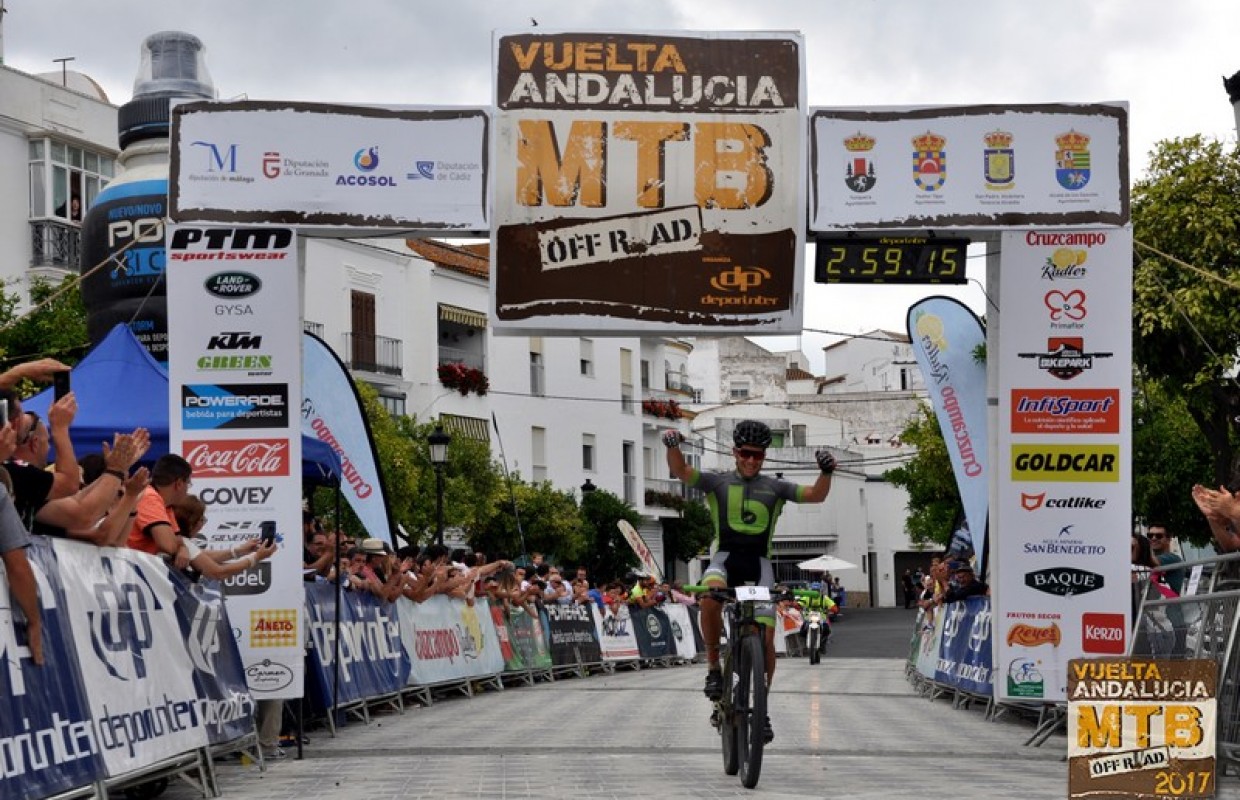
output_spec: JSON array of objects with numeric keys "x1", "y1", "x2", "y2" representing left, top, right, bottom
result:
[
  {"x1": 441, "y1": 413, "x2": 490, "y2": 442},
  {"x1": 438, "y1": 303, "x2": 487, "y2": 328}
]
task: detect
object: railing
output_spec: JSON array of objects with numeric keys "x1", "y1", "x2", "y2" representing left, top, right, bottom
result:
[
  {"x1": 304, "y1": 320, "x2": 325, "y2": 338},
  {"x1": 30, "y1": 219, "x2": 81, "y2": 269},
  {"x1": 665, "y1": 374, "x2": 696, "y2": 395},
  {"x1": 345, "y1": 332, "x2": 403, "y2": 376},
  {"x1": 439, "y1": 345, "x2": 486, "y2": 373}
]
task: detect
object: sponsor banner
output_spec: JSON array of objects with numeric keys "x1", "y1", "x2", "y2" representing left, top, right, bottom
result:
[
  {"x1": 591, "y1": 603, "x2": 640, "y2": 662},
  {"x1": 1068, "y1": 658, "x2": 1216, "y2": 799},
  {"x1": 996, "y1": 227, "x2": 1131, "y2": 703},
  {"x1": 167, "y1": 223, "x2": 303, "y2": 700},
  {"x1": 544, "y1": 602, "x2": 603, "y2": 666},
  {"x1": 0, "y1": 538, "x2": 107, "y2": 799},
  {"x1": 53, "y1": 541, "x2": 208, "y2": 776},
  {"x1": 506, "y1": 607, "x2": 552, "y2": 671},
  {"x1": 630, "y1": 607, "x2": 674, "y2": 659},
  {"x1": 166, "y1": 571, "x2": 257, "y2": 745},
  {"x1": 303, "y1": 582, "x2": 410, "y2": 706},
  {"x1": 492, "y1": 31, "x2": 806, "y2": 335},
  {"x1": 617, "y1": 520, "x2": 663, "y2": 581},
  {"x1": 171, "y1": 101, "x2": 489, "y2": 232},
  {"x1": 810, "y1": 103, "x2": 1128, "y2": 231},
  {"x1": 395, "y1": 595, "x2": 505, "y2": 685},
  {"x1": 907, "y1": 296, "x2": 989, "y2": 573},
  {"x1": 931, "y1": 597, "x2": 993, "y2": 697},
  {"x1": 663, "y1": 603, "x2": 699, "y2": 662},
  {"x1": 303, "y1": 333, "x2": 396, "y2": 546}
]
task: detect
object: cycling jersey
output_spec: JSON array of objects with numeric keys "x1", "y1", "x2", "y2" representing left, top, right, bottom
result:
[{"x1": 689, "y1": 469, "x2": 805, "y2": 558}]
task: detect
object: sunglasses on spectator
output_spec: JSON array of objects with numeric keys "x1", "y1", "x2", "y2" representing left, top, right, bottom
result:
[
  {"x1": 735, "y1": 448, "x2": 766, "y2": 461},
  {"x1": 1148, "y1": 533, "x2": 1167, "y2": 540}
]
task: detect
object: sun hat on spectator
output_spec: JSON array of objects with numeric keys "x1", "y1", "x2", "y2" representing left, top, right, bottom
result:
[{"x1": 359, "y1": 538, "x2": 387, "y2": 556}]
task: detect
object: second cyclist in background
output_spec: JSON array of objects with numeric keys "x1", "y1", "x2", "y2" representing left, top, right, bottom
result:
[{"x1": 664, "y1": 420, "x2": 836, "y2": 743}]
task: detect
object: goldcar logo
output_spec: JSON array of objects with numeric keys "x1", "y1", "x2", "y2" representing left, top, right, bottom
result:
[{"x1": 1010, "y1": 444, "x2": 1119, "y2": 482}]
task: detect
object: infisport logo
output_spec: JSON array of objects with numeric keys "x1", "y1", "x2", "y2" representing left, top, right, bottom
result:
[
  {"x1": 1010, "y1": 444, "x2": 1119, "y2": 482},
  {"x1": 1081, "y1": 612, "x2": 1126, "y2": 655},
  {"x1": 1010, "y1": 388, "x2": 1119, "y2": 434}
]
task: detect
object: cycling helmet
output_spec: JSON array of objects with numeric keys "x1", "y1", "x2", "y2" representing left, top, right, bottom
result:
[{"x1": 733, "y1": 420, "x2": 772, "y2": 449}]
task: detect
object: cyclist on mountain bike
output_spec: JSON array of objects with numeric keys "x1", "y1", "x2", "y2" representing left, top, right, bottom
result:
[{"x1": 664, "y1": 420, "x2": 836, "y2": 743}]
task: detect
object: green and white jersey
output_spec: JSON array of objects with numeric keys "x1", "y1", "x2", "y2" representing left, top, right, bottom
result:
[{"x1": 688, "y1": 469, "x2": 805, "y2": 558}]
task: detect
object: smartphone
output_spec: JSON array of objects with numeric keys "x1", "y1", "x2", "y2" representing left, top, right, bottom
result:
[
  {"x1": 0, "y1": 401, "x2": 8, "y2": 428},
  {"x1": 259, "y1": 521, "x2": 277, "y2": 547},
  {"x1": 53, "y1": 371, "x2": 71, "y2": 401}
]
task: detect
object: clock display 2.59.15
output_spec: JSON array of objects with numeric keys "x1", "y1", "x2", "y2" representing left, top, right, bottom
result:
[{"x1": 814, "y1": 236, "x2": 969, "y2": 285}]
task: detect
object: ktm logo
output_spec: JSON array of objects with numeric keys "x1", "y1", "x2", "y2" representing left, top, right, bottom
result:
[{"x1": 710, "y1": 266, "x2": 770, "y2": 293}]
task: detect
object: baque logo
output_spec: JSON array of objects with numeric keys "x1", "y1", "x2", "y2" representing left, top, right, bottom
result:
[
  {"x1": 1010, "y1": 388, "x2": 1119, "y2": 435},
  {"x1": 1017, "y1": 338, "x2": 1113, "y2": 381},
  {"x1": 912, "y1": 131, "x2": 946, "y2": 192},
  {"x1": 1019, "y1": 492, "x2": 1107, "y2": 511},
  {"x1": 184, "y1": 439, "x2": 290, "y2": 478},
  {"x1": 1041, "y1": 248, "x2": 1088, "y2": 281},
  {"x1": 982, "y1": 129, "x2": 1014, "y2": 191},
  {"x1": 1044, "y1": 289, "x2": 1086, "y2": 324},
  {"x1": 843, "y1": 132, "x2": 876, "y2": 193},
  {"x1": 182, "y1": 383, "x2": 289, "y2": 430},
  {"x1": 1081, "y1": 612, "x2": 1125, "y2": 655},
  {"x1": 1024, "y1": 566, "x2": 1105, "y2": 597},
  {"x1": 1055, "y1": 130, "x2": 1091, "y2": 191},
  {"x1": 205, "y1": 272, "x2": 262, "y2": 299},
  {"x1": 245, "y1": 659, "x2": 295, "y2": 691},
  {"x1": 1006, "y1": 622, "x2": 1061, "y2": 648},
  {"x1": 1011, "y1": 444, "x2": 1119, "y2": 483}
]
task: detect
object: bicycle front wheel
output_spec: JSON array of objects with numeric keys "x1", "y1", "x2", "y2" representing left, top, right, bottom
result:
[
  {"x1": 720, "y1": 658, "x2": 740, "y2": 775},
  {"x1": 735, "y1": 632, "x2": 767, "y2": 788},
  {"x1": 808, "y1": 627, "x2": 820, "y2": 665}
]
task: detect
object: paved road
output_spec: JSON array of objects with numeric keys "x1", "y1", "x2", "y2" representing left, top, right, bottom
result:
[{"x1": 157, "y1": 608, "x2": 1239, "y2": 800}]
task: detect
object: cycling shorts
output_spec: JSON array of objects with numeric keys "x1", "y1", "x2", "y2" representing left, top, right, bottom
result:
[{"x1": 702, "y1": 550, "x2": 775, "y2": 627}]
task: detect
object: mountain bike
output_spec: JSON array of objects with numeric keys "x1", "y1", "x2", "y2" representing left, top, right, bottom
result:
[{"x1": 689, "y1": 584, "x2": 769, "y2": 789}]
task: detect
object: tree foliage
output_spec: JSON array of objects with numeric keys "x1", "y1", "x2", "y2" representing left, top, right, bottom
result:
[
  {"x1": 1132, "y1": 379, "x2": 1213, "y2": 543},
  {"x1": 470, "y1": 475, "x2": 586, "y2": 563},
  {"x1": 578, "y1": 488, "x2": 643, "y2": 583},
  {"x1": 0, "y1": 277, "x2": 90, "y2": 374},
  {"x1": 663, "y1": 500, "x2": 714, "y2": 563},
  {"x1": 1132, "y1": 135, "x2": 1240, "y2": 484},
  {"x1": 884, "y1": 403, "x2": 960, "y2": 548}
]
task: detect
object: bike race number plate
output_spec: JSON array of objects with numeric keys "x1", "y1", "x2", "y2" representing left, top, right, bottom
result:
[{"x1": 735, "y1": 586, "x2": 771, "y2": 601}]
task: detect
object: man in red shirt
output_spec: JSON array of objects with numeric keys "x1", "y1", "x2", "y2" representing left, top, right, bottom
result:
[{"x1": 127, "y1": 454, "x2": 194, "y2": 569}]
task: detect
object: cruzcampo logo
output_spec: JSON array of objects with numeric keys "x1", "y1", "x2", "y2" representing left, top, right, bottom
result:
[{"x1": 205, "y1": 271, "x2": 262, "y2": 299}]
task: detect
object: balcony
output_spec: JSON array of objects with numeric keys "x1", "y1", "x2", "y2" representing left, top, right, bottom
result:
[
  {"x1": 344, "y1": 332, "x2": 403, "y2": 376},
  {"x1": 304, "y1": 320, "x2": 325, "y2": 338},
  {"x1": 665, "y1": 374, "x2": 696, "y2": 396},
  {"x1": 439, "y1": 345, "x2": 485, "y2": 372},
  {"x1": 30, "y1": 219, "x2": 80, "y2": 271}
]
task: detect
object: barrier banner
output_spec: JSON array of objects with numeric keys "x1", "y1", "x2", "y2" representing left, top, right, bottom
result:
[
  {"x1": 591, "y1": 603, "x2": 639, "y2": 662},
  {"x1": 304, "y1": 582, "x2": 409, "y2": 706},
  {"x1": 507, "y1": 607, "x2": 552, "y2": 670},
  {"x1": 631, "y1": 607, "x2": 674, "y2": 659},
  {"x1": 915, "y1": 607, "x2": 943, "y2": 680},
  {"x1": 167, "y1": 571, "x2": 256, "y2": 745},
  {"x1": 687, "y1": 605, "x2": 705, "y2": 654},
  {"x1": 956, "y1": 597, "x2": 994, "y2": 696},
  {"x1": 544, "y1": 603, "x2": 601, "y2": 666},
  {"x1": 54, "y1": 541, "x2": 208, "y2": 776},
  {"x1": 934, "y1": 599, "x2": 971, "y2": 687},
  {"x1": 663, "y1": 603, "x2": 698, "y2": 661},
  {"x1": 397, "y1": 595, "x2": 504, "y2": 685},
  {"x1": 774, "y1": 604, "x2": 804, "y2": 655},
  {"x1": 490, "y1": 604, "x2": 520, "y2": 671},
  {"x1": 0, "y1": 538, "x2": 106, "y2": 799}
]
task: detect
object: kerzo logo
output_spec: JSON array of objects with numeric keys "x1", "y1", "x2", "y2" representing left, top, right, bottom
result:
[{"x1": 205, "y1": 272, "x2": 262, "y2": 299}]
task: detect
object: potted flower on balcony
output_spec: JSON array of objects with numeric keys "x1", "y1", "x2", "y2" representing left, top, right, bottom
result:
[
  {"x1": 641, "y1": 398, "x2": 682, "y2": 420},
  {"x1": 437, "y1": 362, "x2": 489, "y2": 396}
]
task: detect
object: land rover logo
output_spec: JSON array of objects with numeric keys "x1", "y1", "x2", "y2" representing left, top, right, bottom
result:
[
  {"x1": 205, "y1": 271, "x2": 262, "y2": 299},
  {"x1": 1024, "y1": 567, "x2": 1104, "y2": 597}
]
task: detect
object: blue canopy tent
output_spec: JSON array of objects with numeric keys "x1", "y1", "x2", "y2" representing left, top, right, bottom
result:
[{"x1": 23, "y1": 324, "x2": 340, "y2": 482}]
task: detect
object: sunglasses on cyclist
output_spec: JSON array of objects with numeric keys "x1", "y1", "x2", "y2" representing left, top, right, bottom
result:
[{"x1": 735, "y1": 448, "x2": 766, "y2": 461}]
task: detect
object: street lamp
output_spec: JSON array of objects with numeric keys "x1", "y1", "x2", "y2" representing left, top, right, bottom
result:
[
  {"x1": 428, "y1": 425, "x2": 451, "y2": 546},
  {"x1": 580, "y1": 478, "x2": 597, "y2": 495}
]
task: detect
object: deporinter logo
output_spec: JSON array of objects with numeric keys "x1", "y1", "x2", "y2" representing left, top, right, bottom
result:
[
  {"x1": 1017, "y1": 338, "x2": 1113, "y2": 380},
  {"x1": 843, "y1": 132, "x2": 876, "y2": 193},
  {"x1": 982, "y1": 129, "x2": 1014, "y2": 191},
  {"x1": 1010, "y1": 444, "x2": 1120, "y2": 483}
]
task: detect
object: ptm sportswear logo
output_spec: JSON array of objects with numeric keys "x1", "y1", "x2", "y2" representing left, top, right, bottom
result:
[{"x1": 1010, "y1": 444, "x2": 1119, "y2": 483}]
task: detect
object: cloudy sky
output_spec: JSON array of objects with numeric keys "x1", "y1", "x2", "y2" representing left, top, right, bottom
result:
[{"x1": 5, "y1": 0, "x2": 1237, "y2": 369}]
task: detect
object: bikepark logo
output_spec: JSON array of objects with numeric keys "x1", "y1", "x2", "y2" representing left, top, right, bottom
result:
[
  {"x1": 1017, "y1": 338, "x2": 1113, "y2": 381},
  {"x1": 184, "y1": 439, "x2": 290, "y2": 478},
  {"x1": 1044, "y1": 289, "x2": 1086, "y2": 328},
  {"x1": 336, "y1": 146, "x2": 398, "y2": 187},
  {"x1": 1019, "y1": 492, "x2": 1107, "y2": 512},
  {"x1": 204, "y1": 272, "x2": 262, "y2": 299},
  {"x1": 89, "y1": 557, "x2": 160, "y2": 681},
  {"x1": 1081, "y1": 612, "x2": 1125, "y2": 655},
  {"x1": 181, "y1": 383, "x2": 289, "y2": 430},
  {"x1": 1010, "y1": 388, "x2": 1119, "y2": 435},
  {"x1": 1024, "y1": 566, "x2": 1105, "y2": 597},
  {"x1": 1010, "y1": 444, "x2": 1119, "y2": 483}
]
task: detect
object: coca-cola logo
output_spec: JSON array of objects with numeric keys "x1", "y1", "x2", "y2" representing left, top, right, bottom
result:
[{"x1": 184, "y1": 439, "x2": 290, "y2": 477}]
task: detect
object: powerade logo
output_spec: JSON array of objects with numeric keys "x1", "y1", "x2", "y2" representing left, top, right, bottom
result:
[
  {"x1": 336, "y1": 146, "x2": 398, "y2": 187},
  {"x1": 182, "y1": 383, "x2": 289, "y2": 430},
  {"x1": 1010, "y1": 444, "x2": 1119, "y2": 482},
  {"x1": 204, "y1": 272, "x2": 262, "y2": 299}
]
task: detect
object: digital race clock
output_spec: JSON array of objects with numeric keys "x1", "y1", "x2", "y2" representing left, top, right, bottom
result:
[{"x1": 814, "y1": 236, "x2": 969, "y2": 285}]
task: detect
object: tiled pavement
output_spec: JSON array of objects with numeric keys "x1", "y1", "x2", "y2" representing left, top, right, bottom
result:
[{"x1": 153, "y1": 655, "x2": 1217, "y2": 800}]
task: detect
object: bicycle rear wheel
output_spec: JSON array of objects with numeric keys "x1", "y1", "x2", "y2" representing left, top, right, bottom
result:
[
  {"x1": 735, "y1": 633, "x2": 767, "y2": 788},
  {"x1": 720, "y1": 656, "x2": 740, "y2": 775}
]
